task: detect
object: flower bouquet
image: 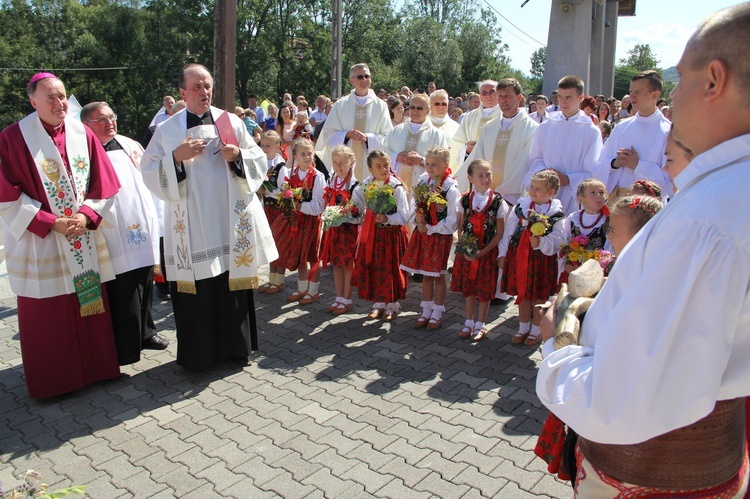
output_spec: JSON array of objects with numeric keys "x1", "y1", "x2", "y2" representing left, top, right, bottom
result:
[
  {"x1": 559, "y1": 235, "x2": 615, "y2": 273},
  {"x1": 322, "y1": 204, "x2": 360, "y2": 231},
  {"x1": 276, "y1": 184, "x2": 304, "y2": 217},
  {"x1": 412, "y1": 182, "x2": 447, "y2": 224},
  {"x1": 364, "y1": 180, "x2": 396, "y2": 214},
  {"x1": 455, "y1": 232, "x2": 479, "y2": 258},
  {"x1": 523, "y1": 210, "x2": 551, "y2": 236}
]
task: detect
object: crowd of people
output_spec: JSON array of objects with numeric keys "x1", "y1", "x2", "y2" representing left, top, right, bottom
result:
[{"x1": 0, "y1": 3, "x2": 748, "y2": 496}]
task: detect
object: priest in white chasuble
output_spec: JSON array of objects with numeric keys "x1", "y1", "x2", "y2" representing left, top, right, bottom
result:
[
  {"x1": 0, "y1": 73, "x2": 121, "y2": 398},
  {"x1": 449, "y1": 80, "x2": 502, "y2": 176},
  {"x1": 462, "y1": 78, "x2": 539, "y2": 204},
  {"x1": 428, "y1": 89, "x2": 459, "y2": 144},
  {"x1": 141, "y1": 64, "x2": 278, "y2": 370},
  {"x1": 383, "y1": 93, "x2": 448, "y2": 194},
  {"x1": 525, "y1": 75, "x2": 605, "y2": 215},
  {"x1": 315, "y1": 63, "x2": 393, "y2": 181},
  {"x1": 81, "y1": 101, "x2": 170, "y2": 366}
]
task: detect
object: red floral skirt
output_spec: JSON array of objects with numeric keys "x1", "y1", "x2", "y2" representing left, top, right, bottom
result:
[
  {"x1": 321, "y1": 223, "x2": 359, "y2": 267},
  {"x1": 271, "y1": 212, "x2": 321, "y2": 270},
  {"x1": 450, "y1": 247, "x2": 499, "y2": 302},
  {"x1": 401, "y1": 231, "x2": 452, "y2": 277},
  {"x1": 264, "y1": 203, "x2": 282, "y2": 227},
  {"x1": 501, "y1": 243, "x2": 558, "y2": 302},
  {"x1": 534, "y1": 412, "x2": 571, "y2": 481},
  {"x1": 352, "y1": 225, "x2": 408, "y2": 303}
]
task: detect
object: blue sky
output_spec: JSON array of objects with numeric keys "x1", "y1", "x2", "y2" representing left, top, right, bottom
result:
[{"x1": 484, "y1": 0, "x2": 745, "y2": 74}]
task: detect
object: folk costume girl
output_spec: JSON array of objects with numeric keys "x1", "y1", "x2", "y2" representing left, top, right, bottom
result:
[
  {"x1": 401, "y1": 147, "x2": 459, "y2": 331},
  {"x1": 320, "y1": 145, "x2": 363, "y2": 315},
  {"x1": 558, "y1": 179, "x2": 609, "y2": 287},
  {"x1": 270, "y1": 139, "x2": 325, "y2": 304},
  {"x1": 450, "y1": 160, "x2": 508, "y2": 342},
  {"x1": 258, "y1": 131, "x2": 289, "y2": 294},
  {"x1": 352, "y1": 150, "x2": 409, "y2": 322},
  {"x1": 498, "y1": 170, "x2": 565, "y2": 347}
]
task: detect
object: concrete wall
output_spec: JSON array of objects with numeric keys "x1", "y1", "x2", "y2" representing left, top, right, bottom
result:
[{"x1": 543, "y1": 0, "x2": 593, "y2": 97}]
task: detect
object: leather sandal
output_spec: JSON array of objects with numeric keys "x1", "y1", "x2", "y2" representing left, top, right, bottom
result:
[
  {"x1": 265, "y1": 284, "x2": 284, "y2": 295},
  {"x1": 327, "y1": 301, "x2": 341, "y2": 313},
  {"x1": 332, "y1": 303, "x2": 353, "y2": 315},
  {"x1": 472, "y1": 328, "x2": 487, "y2": 342},
  {"x1": 258, "y1": 283, "x2": 272, "y2": 293},
  {"x1": 383, "y1": 309, "x2": 398, "y2": 321},
  {"x1": 458, "y1": 325, "x2": 473, "y2": 340},
  {"x1": 287, "y1": 290, "x2": 306, "y2": 301},
  {"x1": 414, "y1": 316, "x2": 430, "y2": 329},
  {"x1": 299, "y1": 293, "x2": 319, "y2": 305},
  {"x1": 524, "y1": 333, "x2": 541, "y2": 347},
  {"x1": 512, "y1": 331, "x2": 530, "y2": 345},
  {"x1": 368, "y1": 308, "x2": 384, "y2": 320},
  {"x1": 426, "y1": 318, "x2": 441, "y2": 331}
]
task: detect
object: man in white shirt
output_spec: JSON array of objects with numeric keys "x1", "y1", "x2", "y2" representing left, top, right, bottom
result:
[
  {"x1": 449, "y1": 80, "x2": 501, "y2": 175},
  {"x1": 537, "y1": 4, "x2": 750, "y2": 495},
  {"x1": 526, "y1": 75, "x2": 604, "y2": 214},
  {"x1": 309, "y1": 95, "x2": 329, "y2": 127},
  {"x1": 315, "y1": 63, "x2": 393, "y2": 181},
  {"x1": 599, "y1": 70, "x2": 672, "y2": 201},
  {"x1": 528, "y1": 94, "x2": 549, "y2": 124},
  {"x1": 545, "y1": 90, "x2": 560, "y2": 113},
  {"x1": 81, "y1": 101, "x2": 169, "y2": 364},
  {"x1": 247, "y1": 94, "x2": 265, "y2": 126}
]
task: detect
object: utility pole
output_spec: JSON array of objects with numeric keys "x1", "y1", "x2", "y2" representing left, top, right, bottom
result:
[
  {"x1": 330, "y1": 0, "x2": 343, "y2": 99},
  {"x1": 214, "y1": 0, "x2": 237, "y2": 110}
]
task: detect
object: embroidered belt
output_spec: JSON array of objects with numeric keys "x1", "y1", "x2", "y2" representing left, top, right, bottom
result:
[
  {"x1": 578, "y1": 398, "x2": 745, "y2": 489},
  {"x1": 376, "y1": 223, "x2": 396, "y2": 229},
  {"x1": 263, "y1": 197, "x2": 279, "y2": 207}
]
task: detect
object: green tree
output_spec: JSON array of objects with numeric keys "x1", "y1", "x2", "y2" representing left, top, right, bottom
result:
[
  {"x1": 529, "y1": 46, "x2": 546, "y2": 79},
  {"x1": 619, "y1": 43, "x2": 660, "y2": 71}
]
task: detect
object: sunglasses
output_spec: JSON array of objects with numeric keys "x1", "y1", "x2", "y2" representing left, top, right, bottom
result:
[
  {"x1": 480, "y1": 89, "x2": 496, "y2": 96},
  {"x1": 410, "y1": 106, "x2": 427, "y2": 111},
  {"x1": 432, "y1": 102, "x2": 448, "y2": 106},
  {"x1": 355, "y1": 74, "x2": 371, "y2": 80}
]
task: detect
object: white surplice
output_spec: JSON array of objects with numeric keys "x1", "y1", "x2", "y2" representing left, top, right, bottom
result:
[
  {"x1": 101, "y1": 135, "x2": 159, "y2": 275},
  {"x1": 383, "y1": 121, "x2": 448, "y2": 192},
  {"x1": 536, "y1": 134, "x2": 750, "y2": 445},
  {"x1": 462, "y1": 111, "x2": 539, "y2": 203},
  {"x1": 429, "y1": 114, "x2": 460, "y2": 144},
  {"x1": 315, "y1": 89, "x2": 393, "y2": 181},
  {"x1": 449, "y1": 105, "x2": 501, "y2": 174},
  {"x1": 141, "y1": 107, "x2": 278, "y2": 284},
  {"x1": 525, "y1": 110, "x2": 605, "y2": 214},
  {"x1": 598, "y1": 111, "x2": 672, "y2": 197}
]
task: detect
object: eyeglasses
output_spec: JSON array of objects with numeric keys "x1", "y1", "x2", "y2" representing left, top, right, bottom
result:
[
  {"x1": 88, "y1": 114, "x2": 117, "y2": 124},
  {"x1": 355, "y1": 74, "x2": 371, "y2": 80},
  {"x1": 480, "y1": 90, "x2": 496, "y2": 96},
  {"x1": 410, "y1": 106, "x2": 427, "y2": 111},
  {"x1": 432, "y1": 102, "x2": 448, "y2": 106}
]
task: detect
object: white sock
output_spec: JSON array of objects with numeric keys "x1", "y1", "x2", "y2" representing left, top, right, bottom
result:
[
  {"x1": 431, "y1": 304, "x2": 445, "y2": 321},
  {"x1": 474, "y1": 321, "x2": 485, "y2": 331},
  {"x1": 420, "y1": 300, "x2": 434, "y2": 318},
  {"x1": 341, "y1": 298, "x2": 352, "y2": 305},
  {"x1": 275, "y1": 273, "x2": 285, "y2": 285},
  {"x1": 530, "y1": 324, "x2": 541, "y2": 338},
  {"x1": 373, "y1": 302, "x2": 385, "y2": 310},
  {"x1": 386, "y1": 302, "x2": 400, "y2": 313},
  {"x1": 307, "y1": 281, "x2": 319, "y2": 295},
  {"x1": 464, "y1": 319, "x2": 475, "y2": 329},
  {"x1": 298, "y1": 280, "x2": 309, "y2": 292},
  {"x1": 518, "y1": 321, "x2": 530, "y2": 334}
]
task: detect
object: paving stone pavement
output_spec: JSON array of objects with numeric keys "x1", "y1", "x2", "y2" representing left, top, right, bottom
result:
[{"x1": 0, "y1": 264, "x2": 572, "y2": 498}]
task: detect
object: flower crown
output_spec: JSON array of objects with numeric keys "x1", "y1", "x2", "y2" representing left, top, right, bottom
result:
[{"x1": 628, "y1": 197, "x2": 658, "y2": 214}]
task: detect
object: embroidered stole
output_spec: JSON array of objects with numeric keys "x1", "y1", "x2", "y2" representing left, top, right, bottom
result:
[
  {"x1": 475, "y1": 116, "x2": 493, "y2": 141},
  {"x1": 353, "y1": 103, "x2": 369, "y2": 181},
  {"x1": 170, "y1": 124, "x2": 259, "y2": 294},
  {"x1": 490, "y1": 128, "x2": 513, "y2": 191},
  {"x1": 399, "y1": 128, "x2": 422, "y2": 193},
  {"x1": 18, "y1": 113, "x2": 106, "y2": 316}
]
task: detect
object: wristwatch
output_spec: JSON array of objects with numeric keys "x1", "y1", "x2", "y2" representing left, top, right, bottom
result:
[{"x1": 610, "y1": 158, "x2": 620, "y2": 169}]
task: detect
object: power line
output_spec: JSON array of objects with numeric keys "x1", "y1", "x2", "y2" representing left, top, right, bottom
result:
[
  {"x1": 0, "y1": 67, "x2": 132, "y2": 71},
  {"x1": 480, "y1": 0, "x2": 546, "y2": 48}
]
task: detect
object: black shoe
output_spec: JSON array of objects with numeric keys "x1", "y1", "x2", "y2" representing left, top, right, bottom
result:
[
  {"x1": 155, "y1": 284, "x2": 171, "y2": 301},
  {"x1": 142, "y1": 334, "x2": 169, "y2": 350}
]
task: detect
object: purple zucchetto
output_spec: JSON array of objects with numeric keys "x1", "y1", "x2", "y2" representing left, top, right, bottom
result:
[{"x1": 27, "y1": 72, "x2": 57, "y2": 88}]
